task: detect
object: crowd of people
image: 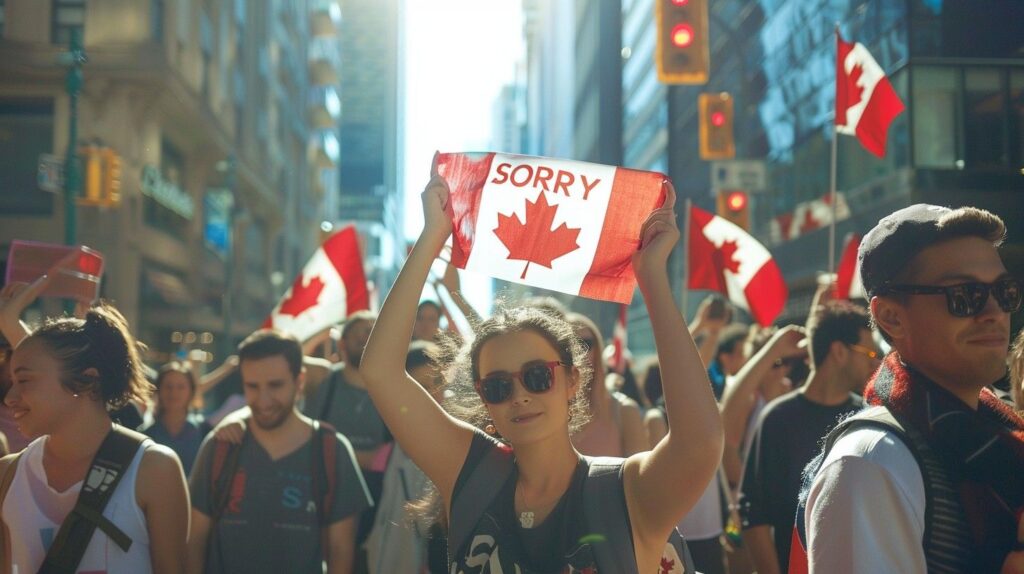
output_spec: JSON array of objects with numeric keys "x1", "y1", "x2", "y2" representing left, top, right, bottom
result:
[{"x1": 0, "y1": 167, "x2": 1022, "y2": 573}]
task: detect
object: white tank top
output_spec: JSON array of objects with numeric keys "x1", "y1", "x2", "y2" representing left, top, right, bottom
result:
[{"x1": 2, "y1": 435, "x2": 154, "y2": 574}]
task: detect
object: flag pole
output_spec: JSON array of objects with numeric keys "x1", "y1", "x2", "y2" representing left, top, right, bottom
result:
[
  {"x1": 682, "y1": 197, "x2": 692, "y2": 318},
  {"x1": 828, "y1": 24, "x2": 840, "y2": 281}
]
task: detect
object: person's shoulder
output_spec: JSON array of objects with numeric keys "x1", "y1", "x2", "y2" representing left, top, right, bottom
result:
[
  {"x1": 138, "y1": 442, "x2": 185, "y2": 484},
  {"x1": 757, "y1": 389, "x2": 805, "y2": 425},
  {"x1": 821, "y1": 425, "x2": 921, "y2": 484}
]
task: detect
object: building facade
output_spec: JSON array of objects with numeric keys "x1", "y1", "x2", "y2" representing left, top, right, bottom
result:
[{"x1": 0, "y1": 0, "x2": 342, "y2": 363}]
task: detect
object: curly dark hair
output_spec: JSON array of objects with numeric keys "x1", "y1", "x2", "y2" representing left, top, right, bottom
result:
[{"x1": 430, "y1": 301, "x2": 592, "y2": 436}]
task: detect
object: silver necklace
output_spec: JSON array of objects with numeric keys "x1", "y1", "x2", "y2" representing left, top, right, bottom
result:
[{"x1": 515, "y1": 484, "x2": 536, "y2": 528}]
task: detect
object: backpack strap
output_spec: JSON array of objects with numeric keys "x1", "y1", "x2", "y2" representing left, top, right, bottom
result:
[
  {"x1": 311, "y1": 420, "x2": 339, "y2": 527},
  {"x1": 446, "y1": 440, "x2": 515, "y2": 565},
  {"x1": 210, "y1": 429, "x2": 247, "y2": 524},
  {"x1": 38, "y1": 425, "x2": 146, "y2": 574},
  {"x1": 581, "y1": 456, "x2": 696, "y2": 574},
  {"x1": 1, "y1": 451, "x2": 23, "y2": 572}
]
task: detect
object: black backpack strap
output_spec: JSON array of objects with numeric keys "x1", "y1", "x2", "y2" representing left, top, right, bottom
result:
[
  {"x1": 39, "y1": 425, "x2": 146, "y2": 574},
  {"x1": 319, "y1": 368, "x2": 341, "y2": 421},
  {"x1": 446, "y1": 441, "x2": 515, "y2": 565},
  {"x1": 581, "y1": 456, "x2": 696, "y2": 574},
  {"x1": 211, "y1": 433, "x2": 246, "y2": 524}
]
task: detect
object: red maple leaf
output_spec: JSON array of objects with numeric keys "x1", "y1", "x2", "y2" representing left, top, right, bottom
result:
[
  {"x1": 493, "y1": 192, "x2": 581, "y2": 279},
  {"x1": 660, "y1": 556, "x2": 676, "y2": 573},
  {"x1": 714, "y1": 239, "x2": 742, "y2": 275},
  {"x1": 798, "y1": 208, "x2": 821, "y2": 235},
  {"x1": 279, "y1": 273, "x2": 325, "y2": 317},
  {"x1": 847, "y1": 63, "x2": 865, "y2": 110}
]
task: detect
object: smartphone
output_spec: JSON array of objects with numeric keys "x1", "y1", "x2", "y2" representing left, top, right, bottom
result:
[{"x1": 5, "y1": 240, "x2": 104, "y2": 302}]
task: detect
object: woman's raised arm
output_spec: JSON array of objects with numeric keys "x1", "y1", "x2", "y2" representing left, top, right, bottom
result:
[
  {"x1": 622, "y1": 182, "x2": 725, "y2": 544},
  {"x1": 359, "y1": 156, "x2": 476, "y2": 502}
]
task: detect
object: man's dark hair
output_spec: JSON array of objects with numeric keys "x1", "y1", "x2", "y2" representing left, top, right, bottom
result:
[
  {"x1": 237, "y1": 329, "x2": 303, "y2": 378},
  {"x1": 715, "y1": 324, "x2": 749, "y2": 362},
  {"x1": 809, "y1": 302, "x2": 871, "y2": 367},
  {"x1": 341, "y1": 310, "x2": 377, "y2": 339},
  {"x1": 406, "y1": 340, "x2": 438, "y2": 372},
  {"x1": 417, "y1": 300, "x2": 442, "y2": 314}
]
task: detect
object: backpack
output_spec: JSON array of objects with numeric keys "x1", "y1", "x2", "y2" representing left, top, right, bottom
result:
[
  {"x1": 448, "y1": 444, "x2": 696, "y2": 573},
  {"x1": 0, "y1": 426, "x2": 146, "y2": 574},
  {"x1": 209, "y1": 419, "x2": 339, "y2": 527},
  {"x1": 789, "y1": 406, "x2": 972, "y2": 574}
]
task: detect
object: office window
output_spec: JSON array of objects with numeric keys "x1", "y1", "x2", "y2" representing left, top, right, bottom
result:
[
  {"x1": 0, "y1": 99, "x2": 55, "y2": 215},
  {"x1": 913, "y1": 67, "x2": 957, "y2": 168},
  {"x1": 52, "y1": 0, "x2": 85, "y2": 46},
  {"x1": 964, "y1": 68, "x2": 1006, "y2": 169},
  {"x1": 0, "y1": 0, "x2": 6, "y2": 38}
]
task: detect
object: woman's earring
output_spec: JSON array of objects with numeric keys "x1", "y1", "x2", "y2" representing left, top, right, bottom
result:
[{"x1": 485, "y1": 424, "x2": 497, "y2": 435}]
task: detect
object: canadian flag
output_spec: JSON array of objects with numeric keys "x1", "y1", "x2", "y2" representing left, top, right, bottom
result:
[
  {"x1": 789, "y1": 192, "x2": 851, "y2": 239},
  {"x1": 436, "y1": 152, "x2": 667, "y2": 304},
  {"x1": 263, "y1": 225, "x2": 370, "y2": 341},
  {"x1": 688, "y1": 206, "x2": 787, "y2": 326},
  {"x1": 834, "y1": 232, "x2": 866, "y2": 300},
  {"x1": 836, "y1": 32, "x2": 905, "y2": 158},
  {"x1": 611, "y1": 303, "x2": 629, "y2": 374}
]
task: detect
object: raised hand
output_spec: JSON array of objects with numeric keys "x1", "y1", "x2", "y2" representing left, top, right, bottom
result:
[
  {"x1": 632, "y1": 180, "x2": 679, "y2": 287},
  {"x1": 766, "y1": 325, "x2": 809, "y2": 360},
  {"x1": 0, "y1": 274, "x2": 53, "y2": 346},
  {"x1": 422, "y1": 152, "x2": 453, "y2": 243}
]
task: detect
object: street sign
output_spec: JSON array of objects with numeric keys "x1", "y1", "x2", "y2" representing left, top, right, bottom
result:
[
  {"x1": 38, "y1": 153, "x2": 64, "y2": 193},
  {"x1": 710, "y1": 160, "x2": 766, "y2": 194}
]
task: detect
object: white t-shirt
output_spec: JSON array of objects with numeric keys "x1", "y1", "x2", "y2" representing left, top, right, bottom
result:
[
  {"x1": 678, "y1": 469, "x2": 723, "y2": 540},
  {"x1": 805, "y1": 427, "x2": 927, "y2": 574},
  {"x1": 2, "y1": 435, "x2": 155, "y2": 574}
]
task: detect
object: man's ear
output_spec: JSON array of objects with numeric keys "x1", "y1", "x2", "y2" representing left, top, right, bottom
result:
[
  {"x1": 829, "y1": 340, "x2": 849, "y2": 365},
  {"x1": 296, "y1": 367, "x2": 307, "y2": 393},
  {"x1": 871, "y1": 296, "x2": 905, "y2": 341}
]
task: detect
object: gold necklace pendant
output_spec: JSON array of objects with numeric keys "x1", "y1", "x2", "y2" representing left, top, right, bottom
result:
[{"x1": 519, "y1": 510, "x2": 535, "y2": 529}]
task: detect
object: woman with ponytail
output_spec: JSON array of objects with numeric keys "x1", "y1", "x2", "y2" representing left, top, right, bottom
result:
[{"x1": 0, "y1": 303, "x2": 188, "y2": 574}]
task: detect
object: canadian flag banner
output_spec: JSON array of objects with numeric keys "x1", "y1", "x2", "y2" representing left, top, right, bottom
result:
[
  {"x1": 788, "y1": 192, "x2": 851, "y2": 239},
  {"x1": 611, "y1": 303, "x2": 629, "y2": 374},
  {"x1": 264, "y1": 225, "x2": 370, "y2": 341},
  {"x1": 688, "y1": 206, "x2": 788, "y2": 326},
  {"x1": 835, "y1": 232, "x2": 866, "y2": 300},
  {"x1": 436, "y1": 152, "x2": 667, "y2": 304},
  {"x1": 836, "y1": 32, "x2": 905, "y2": 157}
]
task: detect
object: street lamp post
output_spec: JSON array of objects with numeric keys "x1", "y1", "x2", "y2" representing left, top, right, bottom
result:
[{"x1": 60, "y1": 29, "x2": 87, "y2": 246}]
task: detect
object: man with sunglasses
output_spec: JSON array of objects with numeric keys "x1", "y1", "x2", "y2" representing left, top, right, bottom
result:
[
  {"x1": 797, "y1": 204, "x2": 1024, "y2": 573},
  {"x1": 739, "y1": 302, "x2": 875, "y2": 574}
]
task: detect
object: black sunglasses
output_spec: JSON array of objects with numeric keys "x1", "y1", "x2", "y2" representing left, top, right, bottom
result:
[
  {"x1": 881, "y1": 277, "x2": 1022, "y2": 318},
  {"x1": 475, "y1": 360, "x2": 567, "y2": 405}
]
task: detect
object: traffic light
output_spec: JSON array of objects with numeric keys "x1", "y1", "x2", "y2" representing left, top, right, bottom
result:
[
  {"x1": 699, "y1": 92, "x2": 735, "y2": 160},
  {"x1": 78, "y1": 146, "x2": 122, "y2": 207},
  {"x1": 717, "y1": 190, "x2": 750, "y2": 231},
  {"x1": 655, "y1": 0, "x2": 709, "y2": 84}
]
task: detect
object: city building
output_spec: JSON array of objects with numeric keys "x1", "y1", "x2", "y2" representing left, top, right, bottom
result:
[
  {"x1": 668, "y1": 0, "x2": 1024, "y2": 326},
  {"x1": 335, "y1": 0, "x2": 404, "y2": 304},
  {"x1": 0, "y1": 0, "x2": 343, "y2": 362}
]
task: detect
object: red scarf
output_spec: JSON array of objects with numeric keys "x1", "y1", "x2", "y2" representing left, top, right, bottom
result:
[{"x1": 865, "y1": 353, "x2": 1024, "y2": 571}]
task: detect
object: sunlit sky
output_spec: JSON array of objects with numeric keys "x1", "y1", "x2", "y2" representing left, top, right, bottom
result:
[{"x1": 402, "y1": 0, "x2": 524, "y2": 312}]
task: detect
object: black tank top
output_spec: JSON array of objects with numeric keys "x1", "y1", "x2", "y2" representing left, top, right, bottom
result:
[{"x1": 449, "y1": 433, "x2": 600, "y2": 573}]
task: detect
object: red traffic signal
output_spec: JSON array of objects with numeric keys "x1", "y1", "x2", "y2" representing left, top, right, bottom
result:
[
  {"x1": 655, "y1": 0, "x2": 709, "y2": 84},
  {"x1": 725, "y1": 191, "x2": 747, "y2": 212},
  {"x1": 717, "y1": 190, "x2": 750, "y2": 231},
  {"x1": 699, "y1": 92, "x2": 735, "y2": 160}
]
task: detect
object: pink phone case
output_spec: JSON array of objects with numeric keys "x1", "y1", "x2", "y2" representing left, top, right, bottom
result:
[{"x1": 5, "y1": 240, "x2": 104, "y2": 302}]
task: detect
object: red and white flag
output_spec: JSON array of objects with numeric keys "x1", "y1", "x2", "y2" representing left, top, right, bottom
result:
[
  {"x1": 611, "y1": 303, "x2": 628, "y2": 374},
  {"x1": 264, "y1": 225, "x2": 369, "y2": 341},
  {"x1": 835, "y1": 233, "x2": 865, "y2": 300},
  {"x1": 788, "y1": 192, "x2": 851, "y2": 239},
  {"x1": 436, "y1": 152, "x2": 667, "y2": 304},
  {"x1": 836, "y1": 32, "x2": 905, "y2": 158},
  {"x1": 688, "y1": 206, "x2": 787, "y2": 326}
]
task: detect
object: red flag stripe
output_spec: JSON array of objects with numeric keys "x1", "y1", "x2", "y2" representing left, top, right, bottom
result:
[
  {"x1": 742, "y1": 259, "x2": 788, "y2": 326},
  {"x1": 323, "y1": 226, "x2": 370, "y2": 314},
  {"x1": 578, "y1": 167, "x2": 667, "y2": 302},
  {"x1": 855, "y1": 77, "x2": 905, "y2": 157},
  {"x1": 438, "y1": 152, "x2": 496, "y2": 268},
  {"x1": 835, "y1": 233, "x2": 861, "y2": 300}
]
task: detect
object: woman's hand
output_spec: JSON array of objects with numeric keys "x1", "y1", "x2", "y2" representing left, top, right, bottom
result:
[
  {"x1": 632, "y1": 180, "x2": 679, "y2": 288},
  {"x1": 421, "y1": 153, "x2": 453, "y2": 244},
  {"x1": 0, "y1": 275, "x2": 51, "y2": 347}
]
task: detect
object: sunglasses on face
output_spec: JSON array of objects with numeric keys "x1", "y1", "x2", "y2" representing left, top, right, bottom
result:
[
  {"x1": 847, "y1": 343, "x2": 881, "y2": 361},
  {"x1": 475, "y1": 360, "x2": 568, "y2": 405},
  {"x1": 881, "y1": 277, "x2": 1022, "y2": 318}
]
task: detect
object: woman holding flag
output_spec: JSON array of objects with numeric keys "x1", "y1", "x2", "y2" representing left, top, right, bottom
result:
[{"x1": 360, "y1": 155, "x2": 723, "y2": 572}]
